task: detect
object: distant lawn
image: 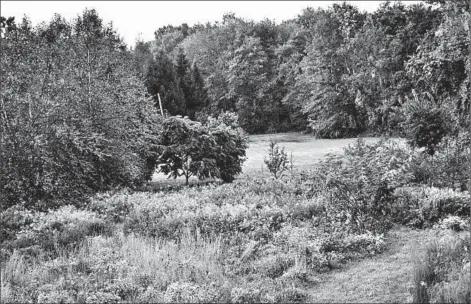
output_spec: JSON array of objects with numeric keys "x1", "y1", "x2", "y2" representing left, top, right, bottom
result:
[
  {"x1": 243, "y1": 132, "x2": 394, "y2": 173},
  {"x1": 151, "y1": 132, "x2": 403, "y2": 186}
]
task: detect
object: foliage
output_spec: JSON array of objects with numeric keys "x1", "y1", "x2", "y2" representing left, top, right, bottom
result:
[
  {"x1": 2, "y1": 205, "x2": 111, "y2": 260},
  {"x1": 438, "y1": 215, "x2": 469, "y2": 232},
  {"x1": 157, "y1": 117, "x2": 219, "y2": 185},
  {"x1": 132, "y1": 1, "x2": 469, "y2": 138},
  {"x1": 409, "y1": 132, "x2": 470, "y2": 191},
  {"x1": 0, "y1": 11, "x2": 161, "y2": 210},
  {"x1": 315, "y1": 139, "x2": 414, "y2": 233},
  {"x1": 264, "y1": 139, "x2": 290, "y2": 179},
  {"x1": 392, "y1": 186, "x2": 470, "y2": 228},
  {"x1": 401, "y1": 93, "x2": 453, "y2": 155},
  {"x1": 157, "y1": 113, "x2": 247, "y2": 184}
]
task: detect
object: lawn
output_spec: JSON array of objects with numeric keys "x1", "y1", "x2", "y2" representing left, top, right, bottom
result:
[
  {"x1": 152, "y1": 132, "x2": 400, "y2": 183},
  {"x1": 243, "y1": 132, "x2": 388, "y2": 172}
]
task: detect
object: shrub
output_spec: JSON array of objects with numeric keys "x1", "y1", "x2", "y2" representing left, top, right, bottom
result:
[
  {"x1": 231, "y1": 287, "x2": 262, "y2": 303},
  {"x1": 264, "y1": 139, "x2": 290, "y2": 179},
  {"x1": 88, "y1": 191, "x2": 134, "y2": 224},
  {"x1": 7, "y1": 205, "x2": 111, "y2": 258},
  {"x1": 163, "y1": 282, "x2": 219, "y2": 303},
  {"x1": 0, "y1": 11, "x2": 162, "y2": 210},
  {"x1": 402, "y1": 94, "x2": 453, "y2": 156},
  {"x1": 410, "y1": 132, "x2": 470, "y2": 191},
  {"x1": 156, "y1": 113, "x2": 248, "y2": 185},
  {"x1": 438, "y1": 216, "x2": 469, "y2": 232},
  {"x1": 392, "y1": 186, "x2": 469, "y2": 228},
  {"x1": 316, "y1": 138, "x2": 414, "y2": 232}
]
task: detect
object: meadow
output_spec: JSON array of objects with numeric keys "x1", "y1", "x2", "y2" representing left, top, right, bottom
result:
[{"x1": 1, "y1": 134, "x2": 469, "y2": 303}]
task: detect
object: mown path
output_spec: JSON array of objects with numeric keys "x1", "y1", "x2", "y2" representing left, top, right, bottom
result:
[{"x1": 308, "y1": 226, "x2": 440, "y2": 303}]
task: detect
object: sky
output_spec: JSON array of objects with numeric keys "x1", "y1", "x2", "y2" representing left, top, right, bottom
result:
[{"x1": 1, "y1": 1, "x2": 423, "y2": 47}]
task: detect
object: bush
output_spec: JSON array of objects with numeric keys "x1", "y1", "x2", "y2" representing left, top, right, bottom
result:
[
  {"x1": 315, "y1": 138, "x2": 414, "y2": 233},
  {"x1": 5, "y1": 205, "x2": 111, "y2": 258},
  {"x1": 392, "y1": 186, "x2": 470, "y2": 228},
  {"x1": 156, "y1": 112, "x2": 248, "y2": 185},
  {"x1": 0, "y1": 11, "x2": 162, "y2": 210},
  {"x1": 438, "y1": 216, "x2": 469, "y2": 232},
  {"x1": 402, "y1": 95, "x2": 453, "y2": 156},
  {"x1": 264, "y1": 139, "x2": 290, "y2": 179},
  {"x1": 410, "y1": 132, "x2": 470, "y2": 191}
]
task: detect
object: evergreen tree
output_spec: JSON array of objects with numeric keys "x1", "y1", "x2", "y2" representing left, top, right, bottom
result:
[
  {"x1": 145, "y1": 50, "x2": 186, "y2": 115},
  {"x1": 189, "y1": 61, "x2": 210, "y2": 119}
]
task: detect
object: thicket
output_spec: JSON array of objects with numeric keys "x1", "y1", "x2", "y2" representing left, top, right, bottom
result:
[
  {"x1": 0, "y1": 12, "x2": 249, "y2": 210},
  {"x1": 1, "y1": 135, "x2": 469, "y2": 303}
]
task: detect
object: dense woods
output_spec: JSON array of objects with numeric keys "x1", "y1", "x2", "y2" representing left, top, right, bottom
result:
[{"x1": 136, "y1": 0, "x2": 469, "y2": 137}]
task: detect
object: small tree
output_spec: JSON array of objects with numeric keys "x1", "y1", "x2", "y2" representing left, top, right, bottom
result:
[
  {"x1": 207, "y1": 112, "x2": 248, "y2": 182},
  {"x1": 157, "y1": 113, "x2": 247, "y2": 185},
  {"x1": 157, "y1": 117, "x2": 218, "y2": 185},
  {"x1": 264, "y1": 139, "x2": 290, "y2": 179}
]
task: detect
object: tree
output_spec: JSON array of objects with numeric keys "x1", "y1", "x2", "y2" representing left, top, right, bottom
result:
[
  {"x1": 290, "y1": 5, "x2": 367, "y2": 138},
  {"x1": 145, "y1": 50, "x2": 186, "y2": 116},
  {"x1": 157, "y1": 113, "x2": 248, "y2": 184},
  {"x1": 225, "y1": 36, "x2": 270, "y2": 133},
  {"x1": 157, "y1": 117, "x2": 218, "y2": 185},
  {"x1": 189, "y1": 61, "x2": 210, "y2": 120},
  {"x1": 264, "y1": 140, "x2": 290, "y2": 179},
  {"x1": 0, "y1": 10, "x2": 161, "y2": 209},
  {"x1": 207, "y1": 112, "x2": 248, "y2": 182}
]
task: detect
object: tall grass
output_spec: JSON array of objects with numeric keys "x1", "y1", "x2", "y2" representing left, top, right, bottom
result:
[
  {"x1": 411, "y1": 231, "x2": 470, "y2": 303},
  {"x1": 1, "y1": 230, "x2": 229, "y2": 303}
]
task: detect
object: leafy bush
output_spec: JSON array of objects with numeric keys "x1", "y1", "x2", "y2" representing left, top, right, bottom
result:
[
  {"x1": 88, "y1": 191, "x2": 134, "y2": 224},
  {"x1": 0, "y1": 11, "x2": 162, "y2": 210},
  {"x1": 4, "y1": 205, "x2": 111, "y2": 258},
  {"x1": 438, "y1": 216, "x2": 469, "y2": 232},
  {"x1": 392, "y1": 186, "x2": 470, "y2": 228},
  {"x1": 207, "y1": 112, "x2": 249, "y2": 183},
  {"x1": 315, "y1": 138, "x2": 414, "y2": 232},
  {"x1": 402, "y1": 94, "x2": 453, "y2": 155},
  {"x1": 410, "y1": 132, "x2": 470, "y2": 191},
  {"x1": 156, "y1": 112, "x2": 248, "y2": 185},
  {"x1": 264, "y1": 139, "x2": 290, "y2": 179}
]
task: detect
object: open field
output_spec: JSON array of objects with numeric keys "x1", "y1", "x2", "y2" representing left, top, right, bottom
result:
[
  {"x1": 153, "y1": 132, "x2": 403, "y2": 184},
  {"x1": 243, "y1": 133, "x2": 391, "y2": 172}
]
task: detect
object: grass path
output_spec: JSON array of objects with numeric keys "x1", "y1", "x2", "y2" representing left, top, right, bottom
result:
[{"x1": 308, "y1": 226, "x2": 440, "y2": 303}]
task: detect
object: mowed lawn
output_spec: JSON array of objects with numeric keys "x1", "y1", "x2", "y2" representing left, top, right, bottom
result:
[
  {"x1": 151, "y1": 132, "x2": 402, "y2": 185},
  {"x1": 243, "y1": 132, "x2": 387, "y2": 172}
]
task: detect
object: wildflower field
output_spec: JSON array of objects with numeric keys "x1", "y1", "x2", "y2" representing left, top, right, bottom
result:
[{"x1": 1, "y1": 136, "x2": 469, "y2": 303}]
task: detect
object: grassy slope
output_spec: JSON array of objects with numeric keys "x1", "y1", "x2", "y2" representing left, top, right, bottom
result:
[{"x1": 308, "y1": 226, "x2": 442, "y2": 303}]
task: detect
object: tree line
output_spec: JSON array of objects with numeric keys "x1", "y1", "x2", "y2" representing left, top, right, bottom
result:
[
  {"x1": 136, "y1": 0, "x2": 469, "y2": 137},
  {"x1": 1, "y1": 0, "x2": 469, "y2": 208}
]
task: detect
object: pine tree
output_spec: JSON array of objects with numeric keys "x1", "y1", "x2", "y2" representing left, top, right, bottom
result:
[
  {"x1": 189, "y1": 61, "x2": 210, "y2": 119},
  {"x1": 145, "y1": 50, "x2": 186, "y2": 115}
]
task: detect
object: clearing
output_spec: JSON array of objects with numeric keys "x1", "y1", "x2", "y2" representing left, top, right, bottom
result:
[
  {"x1": 152, "y1": 132, "x2": 395, "y2": 184},
  {"x1": 243, "y1": 132, "x2": 385, "y2": 172}
]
